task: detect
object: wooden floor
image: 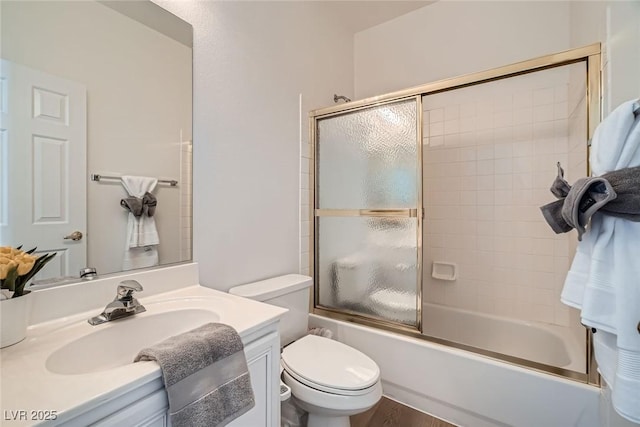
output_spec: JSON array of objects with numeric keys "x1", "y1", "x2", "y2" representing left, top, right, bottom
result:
[{"x1": 351, "y1": 397, "x2": 456, "y2": 427}]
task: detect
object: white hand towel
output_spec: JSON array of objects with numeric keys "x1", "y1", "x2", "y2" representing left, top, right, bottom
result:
[
  {"x1": 121, "y1": 175, "x2": 160, "y2": 270},
  {"x1": 122, "y1": 246, "x2": 159, "y2": 271},
  {"x1": 562, "y1": 99, "x2": 640, "y2": 423}
]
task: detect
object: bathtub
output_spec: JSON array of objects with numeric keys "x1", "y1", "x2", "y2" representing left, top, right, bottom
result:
[
  {"x1": 310, "y1": 313, "x2": 599, "y2": 427},
  {"x1": 422, "y1": 303, "x2": 586, "y2": 373}
]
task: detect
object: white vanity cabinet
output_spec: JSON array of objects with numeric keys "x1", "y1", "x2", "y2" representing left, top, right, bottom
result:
[
  {"x1": 60, "y1": 326, "x2": 281, "y2": 427},
  {"x1": 227, "y1": 330, "x2": 281, "y2": 427}
]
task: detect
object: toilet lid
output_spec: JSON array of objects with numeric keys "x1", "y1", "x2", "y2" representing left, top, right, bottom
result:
[{"x1": 281, "y1": 335, "x2": 380, "y2": 392}]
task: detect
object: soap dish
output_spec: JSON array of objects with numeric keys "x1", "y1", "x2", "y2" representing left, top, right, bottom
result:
[{"x1": 431, "y1": 261, "x2": 457, "y2": 281}]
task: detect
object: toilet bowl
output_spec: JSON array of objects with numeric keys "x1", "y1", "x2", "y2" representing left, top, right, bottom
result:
[
  {"x1": 281, "y1": 335, "x2": 382, "y2": 427},
  {"x1": 229, "y1": 275, "x2": 382, "y2": 427}
]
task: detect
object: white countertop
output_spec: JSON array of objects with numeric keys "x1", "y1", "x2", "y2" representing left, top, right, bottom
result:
[{"x1": 0, "y1": 284, "x2": 286, "y2": 426}]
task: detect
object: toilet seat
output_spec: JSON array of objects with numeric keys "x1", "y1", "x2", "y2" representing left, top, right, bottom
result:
[
  {"x1": 281, "y1": 335, "x2": 380, "y2": 396},
  {"x1": 282, "y1": 369, "x2": 383, "y2": 415}
]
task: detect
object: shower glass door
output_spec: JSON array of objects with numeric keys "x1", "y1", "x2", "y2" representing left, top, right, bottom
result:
[
  {"x1": 420, "y1": 62, "x2": 589, "y2": 375},
  {"x1": 314, "y1": 97, "x2": 421, "y2": 328}
]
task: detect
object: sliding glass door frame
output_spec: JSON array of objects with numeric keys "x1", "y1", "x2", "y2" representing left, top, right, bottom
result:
[{"x1": 309, "y1": 43, "x2": 601, "y2": 383}]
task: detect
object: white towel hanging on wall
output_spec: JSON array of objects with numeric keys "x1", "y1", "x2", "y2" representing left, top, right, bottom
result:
[
  {"x1": 121, "y1": 175, "x2": 159, "y2": 270},
  {"x1": 562, "y1": 99, "x2": 640, "y2": 423}
]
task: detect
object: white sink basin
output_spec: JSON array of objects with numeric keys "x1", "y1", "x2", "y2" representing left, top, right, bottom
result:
[{"x1": 46, "y1": 306, "x2": 220, "y2": 375}]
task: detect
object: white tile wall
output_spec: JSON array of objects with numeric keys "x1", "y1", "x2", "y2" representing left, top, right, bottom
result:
[
  {"x1": 300, "y1": 144, "x2": 312, "y2": 276},
  {"x1": 180, "y1": 141, "x2": 193, "y2": 261},
  {"x1": 423, "y1": 64, "x2": 588, "y2": 328}
]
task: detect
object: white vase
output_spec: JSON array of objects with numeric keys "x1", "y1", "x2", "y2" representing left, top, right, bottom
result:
[{"x1": 0, "y1": 291, "x2": 33, "y2": 348}]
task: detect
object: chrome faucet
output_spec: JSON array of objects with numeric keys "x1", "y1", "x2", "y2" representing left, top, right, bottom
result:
[{"x1": 88, "y1": 280, "x2": 146, "y2": 325}]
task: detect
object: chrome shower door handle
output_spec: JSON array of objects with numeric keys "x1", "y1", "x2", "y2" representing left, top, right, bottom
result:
[{"x1": 64, "y1": 231, "x2": 83, "y2": 241}]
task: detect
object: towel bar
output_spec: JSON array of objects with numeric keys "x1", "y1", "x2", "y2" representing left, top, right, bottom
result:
[{"x1": 91, "y1": 174, "x2": 178, "y2": 187}]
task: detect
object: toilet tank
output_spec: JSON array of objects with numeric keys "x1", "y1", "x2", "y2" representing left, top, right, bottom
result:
[{"x1": 229, "y1": 274, "x2": 312, "y2": 347}]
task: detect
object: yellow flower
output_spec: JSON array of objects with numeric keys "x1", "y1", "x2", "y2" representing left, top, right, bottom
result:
[
  {"x1": 1, "y1": 245, "x2": 56, "y2": 298},
  {"x1": 0, "y1": 248, "x2": 35, "y2": 277},
  {"x1": 0, "y1": 260, "x2": 17, "y2": 280},
  {"x1": 16, "y1": 254, "x2": 36, "y2": 276},
  {"x1": 0, "y1": 247, "x2": 26, "y2": 258},
  {"x1": 0, "y1": 256, "x2": 17, "y2": 266}
]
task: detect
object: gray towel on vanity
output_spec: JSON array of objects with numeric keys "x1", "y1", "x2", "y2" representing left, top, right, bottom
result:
[
  {"x1": 134, "y1": 323, "x2": 255, "y2": 427},
  {"x1": 540, "y1": 163, "x2": 640, "y2": 240}
]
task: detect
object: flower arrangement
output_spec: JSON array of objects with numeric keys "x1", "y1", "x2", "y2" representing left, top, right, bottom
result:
[{"x1": 0, "y1": 246, "x2": 56, "y2": 299}]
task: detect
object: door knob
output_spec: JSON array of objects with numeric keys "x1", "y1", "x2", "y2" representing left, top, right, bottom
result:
[{"x1": 64, "y1": 231, "x2": 83, "y2": 241}]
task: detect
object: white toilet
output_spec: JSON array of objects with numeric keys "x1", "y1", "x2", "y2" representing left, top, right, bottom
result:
[{"x1": 229, "y1": 274, "x2": 382, "y2": 427}]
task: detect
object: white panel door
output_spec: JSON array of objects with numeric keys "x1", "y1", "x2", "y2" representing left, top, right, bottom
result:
[{"x1": 0, "y1": 60, "x2": 87, "y2": 280}]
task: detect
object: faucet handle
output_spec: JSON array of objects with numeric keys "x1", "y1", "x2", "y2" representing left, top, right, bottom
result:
[{"x1": 117, "y1": 280, "x2": 143, "y2": 299}]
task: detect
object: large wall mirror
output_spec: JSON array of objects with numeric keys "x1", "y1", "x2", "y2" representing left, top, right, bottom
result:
[{"x1": 0, "y1": 1, "x2": 193, "y2": 285}]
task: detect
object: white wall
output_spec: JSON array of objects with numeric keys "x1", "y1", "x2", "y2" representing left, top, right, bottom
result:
[
  {"x1": 354, "y1": 1, "x2": 571, "y2": 99},
  {"x1": 2, "y1": 1, "x2": 192, "y2": 275},
  {"x1": 354, "y1": 0, "x2": 640, "y2": 112},
  {"x1": 154, "y1": 1, "x2": 354, "y2": 291},
  {"x1": 569, "y1": 1, "x2": 640, "y2": 114}
]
